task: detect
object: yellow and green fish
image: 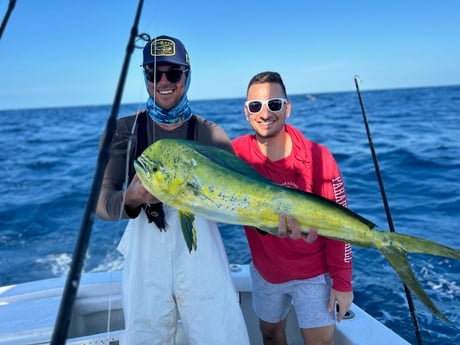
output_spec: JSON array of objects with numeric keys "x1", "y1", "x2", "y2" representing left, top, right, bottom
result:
[{"x1": 134, "y1": 138, "x2": 460, "y2": 323}]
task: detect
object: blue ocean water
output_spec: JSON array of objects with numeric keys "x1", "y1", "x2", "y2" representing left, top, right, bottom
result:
[{"x1": 1, "y1": 85, "x2": 459, "y2": 344}]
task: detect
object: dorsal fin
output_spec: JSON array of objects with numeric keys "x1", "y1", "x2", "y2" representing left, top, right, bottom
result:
[{"x1": 179, "y1": 139, "x2": 277, "y2": 184}]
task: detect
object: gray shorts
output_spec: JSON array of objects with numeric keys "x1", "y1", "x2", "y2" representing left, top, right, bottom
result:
[{"x1": 250, "y1": 265, "x2": 336, "y2": 329}]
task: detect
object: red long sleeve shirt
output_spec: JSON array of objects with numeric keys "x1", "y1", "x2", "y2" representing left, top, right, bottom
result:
[{"x1": 232, "y1": 125, "x2": 352, "y2": 292}]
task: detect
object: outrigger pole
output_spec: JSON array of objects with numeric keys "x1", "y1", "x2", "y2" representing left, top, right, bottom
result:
[
  {"x1": 353, "y1": 76, "x2": 423, "y2": 345},
  {"x1": 50, "y1": 1, "x2": 144, "y2": 344},
  {"x1": 0, "y1": 0, "x2": 16, "y2": 40}
]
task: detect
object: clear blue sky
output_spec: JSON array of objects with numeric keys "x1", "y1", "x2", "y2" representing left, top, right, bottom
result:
[{"x1": 1, "y1": 0, "x2": 459, "y2": 110}]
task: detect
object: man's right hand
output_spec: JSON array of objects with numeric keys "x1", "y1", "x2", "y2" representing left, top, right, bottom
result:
[{"x1": 124, "y1": 175, "x2": 160, "y2": 208}]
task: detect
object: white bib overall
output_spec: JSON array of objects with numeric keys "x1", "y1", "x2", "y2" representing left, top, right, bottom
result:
[{"x1": 118, "y1": 206, "x2": 249, "y2": 345}]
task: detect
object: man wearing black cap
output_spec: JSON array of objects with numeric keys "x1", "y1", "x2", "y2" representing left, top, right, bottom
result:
[{"x1": 97, "y1": 35, "x2": 250, "y2": 345}]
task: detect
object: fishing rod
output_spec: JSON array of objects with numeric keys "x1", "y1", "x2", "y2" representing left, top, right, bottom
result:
[
  {"x1": 0, "y1": 0, "x2": 16, "y2": 40},
  {"x1": 353, "y1": 76, "x2": 423, "y2": 345},
  {"x1": 50, "y1": 1, "x2": 144, "y2": 344}
]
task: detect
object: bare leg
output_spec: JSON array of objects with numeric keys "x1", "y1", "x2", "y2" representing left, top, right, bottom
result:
[{"x1": 259, "y1": 318, "x2": 288, "y2": 345}]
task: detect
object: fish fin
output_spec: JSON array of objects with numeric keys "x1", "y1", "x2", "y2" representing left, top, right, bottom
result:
[
  {"x1": 179, "y1": 211, "x2": 197, "y2": 253},
  {"x1": 379, "y1": 245, "x2": 452, "y2": 323},
  {"x1": 180, "y1": 140, "x2": 278, "y2": 185},
  {"x1": 385, "y1": 232, "x2": 460, "y2": 260}
]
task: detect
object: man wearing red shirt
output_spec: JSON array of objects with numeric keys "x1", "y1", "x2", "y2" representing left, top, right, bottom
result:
[{"x1": 233, "y1": 71, "x2": 353, "y2": 345}]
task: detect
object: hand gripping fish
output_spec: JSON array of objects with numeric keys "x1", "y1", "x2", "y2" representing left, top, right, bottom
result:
[{"x1": 134, "y1": 138, "x2": 460, "y2": 323}]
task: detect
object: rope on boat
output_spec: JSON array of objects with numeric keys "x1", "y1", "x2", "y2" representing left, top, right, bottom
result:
[
  {"x1": 0, "y1": 0, "x2": 16, "y2": 40},
  {"x1": 354, "y1": 76, "x2": 423, "y2": 345},
  {"x1": 50, "y1": 1, "x2": 145, "y2": 344}
]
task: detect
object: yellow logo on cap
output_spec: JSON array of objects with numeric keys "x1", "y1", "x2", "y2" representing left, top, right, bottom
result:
[{"x1": 151, "y1": 38, "x2": 175, "y2": 57}]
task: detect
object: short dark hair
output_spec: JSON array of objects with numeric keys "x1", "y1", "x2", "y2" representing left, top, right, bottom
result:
[{"x1": 247, "y1": 71, "x2": 287, "y2": 98}]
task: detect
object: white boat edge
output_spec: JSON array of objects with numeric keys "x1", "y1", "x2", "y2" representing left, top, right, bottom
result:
[{"x1": 0, "y1": 264, "x2": 411, "y2": 345}]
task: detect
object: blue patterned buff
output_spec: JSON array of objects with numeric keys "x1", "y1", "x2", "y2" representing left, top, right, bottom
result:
[{"x1": 145, "y1": 70, "x2": 192, "y2": 126}]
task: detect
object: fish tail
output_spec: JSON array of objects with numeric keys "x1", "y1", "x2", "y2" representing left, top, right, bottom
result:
[
  {"x1": 381, "y1": 231, "x2": 460, "y2": 260},
  {"x1": 379, "y1": 245, "x2": 452, "y2": 323}
]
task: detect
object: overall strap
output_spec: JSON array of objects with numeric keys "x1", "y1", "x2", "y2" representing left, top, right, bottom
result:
[
  {"x1": 128, "y1": 111, "x2": 148, "y2": 183},
  {"x1": 186, "y1": 114, "x2": 196, "y2": 140},
  {"x1": 135, "y1": 110, "x2": 148, "y2": 159}
]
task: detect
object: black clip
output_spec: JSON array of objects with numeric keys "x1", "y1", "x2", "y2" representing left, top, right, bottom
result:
[{"x1": 144, "y1": 203, "x2": 167, "y2": 231}]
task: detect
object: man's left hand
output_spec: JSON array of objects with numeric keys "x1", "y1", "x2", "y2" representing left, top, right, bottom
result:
[{"x1": 277, "y1": 214, "x2": 318, "y2": 243}]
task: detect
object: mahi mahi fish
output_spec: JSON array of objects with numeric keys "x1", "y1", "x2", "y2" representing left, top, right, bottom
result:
[{"x1": 134, "y1": 138, "x2": 460, "y2": 323}]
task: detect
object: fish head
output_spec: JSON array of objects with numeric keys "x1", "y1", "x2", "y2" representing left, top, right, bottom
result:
[{"x1": 134, "y1": 141, "x2": 182, "y2": 203}]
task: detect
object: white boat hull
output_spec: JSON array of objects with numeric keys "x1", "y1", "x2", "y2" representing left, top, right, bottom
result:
[{"x1": 0, "y1": 264, "x2": 410, "y2": 345}]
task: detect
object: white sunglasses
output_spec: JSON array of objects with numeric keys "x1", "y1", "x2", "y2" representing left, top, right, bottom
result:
[{"x1": 245, "y1": 98, "x2": 287, "y2": 114}]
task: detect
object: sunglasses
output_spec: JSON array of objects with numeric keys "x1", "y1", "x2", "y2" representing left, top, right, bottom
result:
[
  {"x1": 144, "y1": 68, "x2": 188, "y2": 83},
  {"x1": 245, "y1": 98, "x2": 287, "y2": 114}
]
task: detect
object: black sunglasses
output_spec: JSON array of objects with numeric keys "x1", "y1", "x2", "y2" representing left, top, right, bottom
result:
[
  {"x1": 245, "y1": 98, "x2": 287, "y2": 114},
  {"x1": 144, "y1": 68, "x2": 188, "y2": 83}
]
